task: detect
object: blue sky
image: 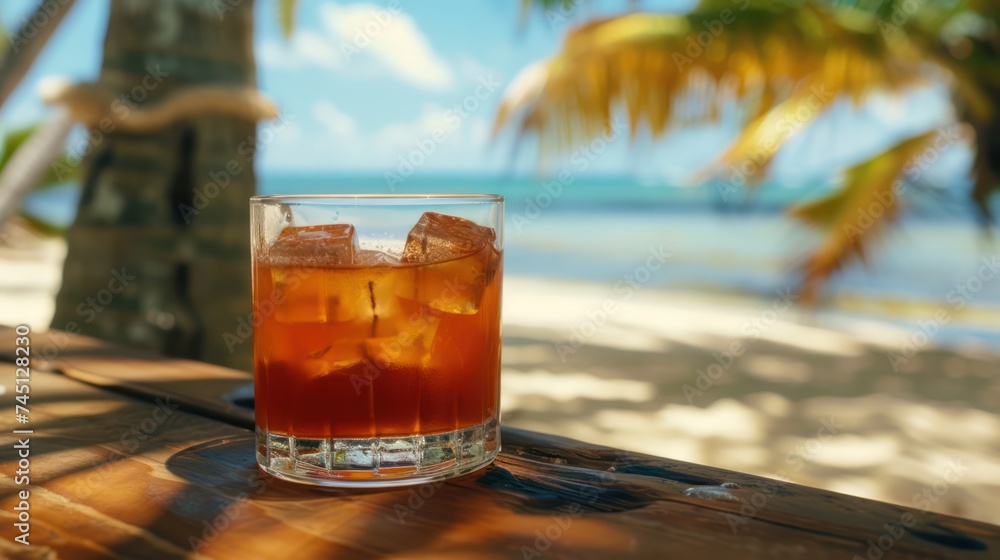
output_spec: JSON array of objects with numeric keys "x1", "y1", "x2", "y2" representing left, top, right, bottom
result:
[{"x1": 0, "y1": 0, "x2": 965, "y2": 184}]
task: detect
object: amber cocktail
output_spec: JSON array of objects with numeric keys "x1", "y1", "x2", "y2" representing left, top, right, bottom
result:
[{"x1": 251, "y1": 195, "x2": 502, "y2": 486}]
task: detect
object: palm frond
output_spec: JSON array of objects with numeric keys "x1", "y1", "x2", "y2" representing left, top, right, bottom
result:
[
  {"x1": 502, "y1": 0, "x2": 999, "y2": 300},
  {"x1": 277, "y1": 0, "x2": 298, "y2": 39},
  {"x1": 790, "y1": 129, "x2": 947, "y2": 303},
  {"x1": 0, "y1": 113, "x2": 76, "y2": 229},
  {"x1": 711, "y1": 86, "x2": 833, "y2": 184},
  {"x1": 495, "y1": 5, "x2": 926, "y2": 179},
  {"x1": 935, "y1": 31, "x2": 1000, "y2": 224},
  {"x1": 0, "y1": 124, "x2": 37, "y2": 169},
  {"x1": 520, "y1": 0, "x2": 589, "y2": 17},
  {"x1": 0, "y1": 123, "x2": 77, "y2": 189}
]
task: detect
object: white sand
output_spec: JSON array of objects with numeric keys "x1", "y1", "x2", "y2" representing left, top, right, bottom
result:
[
  {"x1": 0, "y1": 221, "x2": 64, "y2": 329},
  {"x1": 501, "y1": 276, "x2": 1000, "y2": 525}
]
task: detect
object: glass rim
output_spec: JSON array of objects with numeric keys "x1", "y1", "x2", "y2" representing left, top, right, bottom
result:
[{"x1": 251, "y1": 194, "x2": 504, "y2": 204}]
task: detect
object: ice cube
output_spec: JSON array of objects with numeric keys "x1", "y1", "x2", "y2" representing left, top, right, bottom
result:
[
  {"x1": 271, "y1": 267, "x2": 329, "y2": 323},
  {"x1": 399, "y1": 213, "x2": 498, "y2": 315},
  {"x1": 268, "y1": 224, "x2": 359, "y2": 323},
  {"x1": 272, "y1": 270, "x2": 368, "y2": 325},
  {"x1": 401, "y1": 213, "x2": 495, "y2": 264},
  {"x1": 304, "y1": 339, "x2": 366, "y2": 378},
  {"x1": 356, "y1": 249, "x2": 400, "y2": 266},
  {"x1": 349, "y1": 252, "x2": 403, "y2": 329},
  {"x1": 269, "y1": 224, "x2": 359, "y2": 265},
  {"x1": 363, "y1": 315, "x2": 441, "y2": 370}
]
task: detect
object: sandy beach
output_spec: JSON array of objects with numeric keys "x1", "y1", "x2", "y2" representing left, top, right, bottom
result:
[
  {"x1": 4, "y1": 227, "x2": 999, "y2": 526},
  {"x1": 501, "y1": 276, "x2": 1000, "y2": 526}
]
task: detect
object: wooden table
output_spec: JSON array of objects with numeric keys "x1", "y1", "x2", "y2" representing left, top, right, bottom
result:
[{"x1": 1, "y1": 329, "x2": 998, "y2": 559}]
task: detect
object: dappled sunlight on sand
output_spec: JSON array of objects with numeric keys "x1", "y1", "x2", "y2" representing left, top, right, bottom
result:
[
  {"x1": 500, "y1": 277, "x2": 1000, "y2": 525},
  {"x1": 751, "y1": 323, "x2": 870, "y2": 356},
  {"x1": 741, "y1": 355, "x2": 813, "y2": 383},
  {"x1": 656, "y1": 400, "x2": 766, "y2": 441},
  {"x1": 503, "y1": 370, "x2": 656, "y2": 406},
  {"x1": 0, "y1": 234, "x2": 63, "y2": 329},
  {"x1": 804, "y1": 434, "x2": 901, "y2": 468}
]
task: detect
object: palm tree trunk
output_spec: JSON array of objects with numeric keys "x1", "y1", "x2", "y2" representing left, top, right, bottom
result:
[{"x1": 51, "y1": 0, "x2": 260, "y2": 370}]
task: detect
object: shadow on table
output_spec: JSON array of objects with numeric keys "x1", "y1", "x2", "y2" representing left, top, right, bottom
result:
[
  {"x1": 156, "y1": 430, "x2": 673, "y2": 556},
  {"x1": 162, "y1": 429, "x2": 674, "y2": 510}
]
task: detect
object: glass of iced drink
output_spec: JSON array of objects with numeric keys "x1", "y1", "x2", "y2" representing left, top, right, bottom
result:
[{"x1": 251, "y1": 195, "x2": 503, "y2": 486}]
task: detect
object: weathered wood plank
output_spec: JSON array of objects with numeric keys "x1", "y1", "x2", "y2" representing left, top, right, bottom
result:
[
  {"x1": 0, "y1": 326, "x2": 254, "y2": 428},
  {"x1": 0, "y1": 363, "x2": 998, "y2": 559}
]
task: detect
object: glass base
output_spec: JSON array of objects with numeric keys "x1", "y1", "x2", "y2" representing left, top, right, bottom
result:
[{"x1": 256, "y1": 417, "x2": 499, "y2": 488}]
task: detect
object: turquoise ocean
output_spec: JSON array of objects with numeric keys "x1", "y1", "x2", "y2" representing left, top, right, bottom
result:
[{"x1": 25, "y1": 174, "x2": 1000, "y2": 346}]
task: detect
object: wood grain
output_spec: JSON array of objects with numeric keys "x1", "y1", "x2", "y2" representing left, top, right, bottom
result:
[
  {"x1": 1, "y1": 329, "x2": 999, "y2": 558},
  {"x1": 0, "y1": 326, "x2": 255, "y2": 428}
]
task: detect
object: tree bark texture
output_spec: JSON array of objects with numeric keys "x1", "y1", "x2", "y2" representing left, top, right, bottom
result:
[{"x1": 52, "y1": 0, "x2": 259, "y2": 371}]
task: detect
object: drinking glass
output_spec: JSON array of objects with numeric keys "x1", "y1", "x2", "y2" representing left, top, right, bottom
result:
[{"x1": 251, "y1": 195, "x2": 503, "y2": 487}]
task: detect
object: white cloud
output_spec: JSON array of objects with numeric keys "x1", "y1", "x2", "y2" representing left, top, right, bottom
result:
[
  {"x1": 456, "y1": 56, "x2": 500, "y2": 85},
  {"x1": 375, "y1": 104, "x2": 456, "y2": 151},
  {"x1": 258, "y1": 3, "x2": 456, "y2": 90},
  {"x1": 261, "y1": 106, "x2": 499, "y2": 173},
  {"x1": 314, "y1": 101, "x2": 357, "y2": 139},
  {"x1": 257, "y1": 30, "x2": 342, "y2": 70},
  {"x1": 469, "y1": 117, "x2": 490, "y2": 147},
  {"x1": 320, "y1": 3, "x2": 454, "y2": 91},
  {"x1": 296, "y1": 31, "x2": 343, "y2": 69}
]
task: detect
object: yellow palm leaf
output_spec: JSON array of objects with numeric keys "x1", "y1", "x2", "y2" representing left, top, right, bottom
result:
[
  {"x1": 277, "y1": 0, "x2": 298, "y2": 39},
  {"x1": 710, "y1": 85, "x2": 833, "y2": 185},
  {"x1": 790, "y1": 130, "x2": 955, "y2": 303},
  {"x1": 504, "y1": 1, "x2": 998, "y2": 300},
  {"x1": 495, "y1": 5, "x2": 926, "y2": 178}
]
